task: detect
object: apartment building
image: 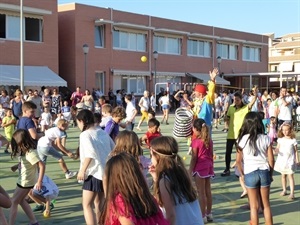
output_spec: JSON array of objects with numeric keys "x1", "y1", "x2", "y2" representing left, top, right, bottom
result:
[
  {"x1": 268, "y1": 33, "x2": 300, "y2": 91},
  {"x1": 0, "y1": 0, "x2": 66, "y2": 89},
  {"x1": 58, "y1": 3, "x2": 269, "y2": 95}
]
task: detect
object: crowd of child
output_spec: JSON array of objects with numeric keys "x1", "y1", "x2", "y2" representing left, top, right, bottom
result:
[{"x1": 0, "y1": 73, "x2": 300, "y2": 225}]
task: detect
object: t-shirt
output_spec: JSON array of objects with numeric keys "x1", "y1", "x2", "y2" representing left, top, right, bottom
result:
[
  {"x1": 277, "y1": 96, "x2": 293, "y2": 121},
  {"x1": 38, "y1": 127, "x2": 64, "y2": 147},
  {"x1": 27, "y1": 96, "x2": 43, "y2": 118},
  {"x1": 61, "y1": 106, "x2": 70, "y2": 113},
  {"x1": 2, "y1": 116, "x2": 15, "y2": 140},
  {"x1": 17, "y1": 150, "x2": 40, "y2": 187},
  {"x1": 105, "y1": 119, "x2": 119, "y2": 142},
  {"x1": 237, "y1": 134, "x2": 271, "y2": 174},
  {"x1": 106, "y1": 193, "x2": 169, "y2": 225},
  {"x1": 17, "y1": 117, "x2": 36, "y2": 130},
  {"x1": 79, "y1": 128, "x2": 115, "y2": 180},
  {"x1": 145, "y1": 131, "x2": 161, "y2": 147},
  {"x1": 191, "y1": 138, "x2": 213, "y2": 172},
  {"x1": 125, "y1": 101, "x2": 136, "y2": 124},
  {"x1": 227, "y1": 104, "x2": 250, "y2": 139}
]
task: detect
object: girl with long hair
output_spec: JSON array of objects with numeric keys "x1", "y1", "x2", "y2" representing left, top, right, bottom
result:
[
  {"x1": 9, "y1": 129, "x2": 45, "y2": 225},
  {"x1": 189, "y1": 118, "x2": 214, "y2": 223},
  {"x1": 149, "y1": 136, "x2": 203, "y2": 225},
  {"x1": 100, "y1": 152, "x2": 169, "y2": 225},
  {"x1": 76, "y1": 109, "x2": 115, "y2": 225},
  {"x1": 236, "y1": 112, "x2": 274, "y2": 225},
  {"x1": 110, "y1": 130, "x2": 151, "y2": 180}
]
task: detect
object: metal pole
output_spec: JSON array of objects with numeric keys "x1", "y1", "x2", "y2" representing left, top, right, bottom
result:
[
  {"x1": 20, "y1": 0, "x2": 24, "y2": 91},
  {"x1": 84, "y1": 53, "x2": 87, "y2": 90},
  {"x1": 154, "y1": 59, "x2": 157, "y2": 93}
]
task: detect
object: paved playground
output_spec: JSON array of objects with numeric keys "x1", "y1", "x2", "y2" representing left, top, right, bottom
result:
[{"x1": 0, "y1": 113, "x2": 299, "y2": 225}]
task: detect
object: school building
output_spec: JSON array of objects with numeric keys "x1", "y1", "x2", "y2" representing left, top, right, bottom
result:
[
  {"x1": 57, "y1": 3, "x2": 270, "y2": 95},
  {"x1": 3, "y1": 1, "x2": 298, "y2": 95}
]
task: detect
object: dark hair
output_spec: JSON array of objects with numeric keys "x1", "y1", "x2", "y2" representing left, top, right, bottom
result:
[
  {"x1": 75, "y1": 109, "x2": 95, "y2": 159},
  {"x1": 236, "y1": 112, "x2": 266, "y2": 155},
  {"x1": 150, "y1": 136, "x2": 197, "y2": 206},
  {"x1": 234, "y1": 91, "x2": 243, "y2": 99},
  {"x1": 100, "y1": 153, "x2": 158, "y2": 222},
  {"x1": 11, "y1": 129, "x2": 36, "y2": 158},
  {"x1": 93, "y1": 112, "x2": 102, "y2": 124},
  {"x1": 148, "y1": 118, "x2": 160, "y2": 128},
  {"x1": 193, "y1": 118, "x2": 210, "y2": 147},
  {"x1": 125, "y1": 94, "x2": 132, "y2": 101},
  {"x1": 76, "y1": 109, "x2": 94, "y2": 131}
]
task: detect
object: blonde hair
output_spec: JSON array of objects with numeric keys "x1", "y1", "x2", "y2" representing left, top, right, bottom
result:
[{"x1": 56, "y1": 119, "x2": 68, "y2": 127}]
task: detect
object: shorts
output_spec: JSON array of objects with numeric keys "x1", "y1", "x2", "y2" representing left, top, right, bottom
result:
[
  {"x1": 38, "y1": 146, "x2": 63, "y2": 163},
  {"x1": 17, "y1": 183, "x2": 34, "y2": 189},
  {"x1": 192, "y1": 166, "x2": 215, "y2": 178},
  {"x1": 82, "y1": 175, "x2": 104, "y2": 192},
  {"x1": 244, "y1": 169, "x2": 272, "y2": 188},
  {"x1": 162, "y1": 105, "x2": 169, "y2": 110}
]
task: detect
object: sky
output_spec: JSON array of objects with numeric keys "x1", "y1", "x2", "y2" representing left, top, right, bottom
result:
[{"x1": 57, "y1": 0, "x2": 300, "y2": 37}]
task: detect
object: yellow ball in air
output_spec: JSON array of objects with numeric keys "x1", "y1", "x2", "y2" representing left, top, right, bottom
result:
[{"x1": 141, "y1": 56, "x2": 147, "y2": 63}]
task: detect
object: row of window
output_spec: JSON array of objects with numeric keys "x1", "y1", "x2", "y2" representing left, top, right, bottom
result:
[
  {"x1": 95, "y1": 26, "x2": 262, "y2": 62},
  {"x1": 0, "y1": 14, "x2": 261, "y2": 62},
  {"x1": 0, "y1": 14, "x2": 42, "y2": 42}
]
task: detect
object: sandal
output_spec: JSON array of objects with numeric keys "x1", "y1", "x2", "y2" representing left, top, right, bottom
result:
[
  {"x1": 280, "y1": 191, "x2": 287, "y2": 196},
  {"x1": 240, "y1": 192, "x2": 248, "y2": 198}
]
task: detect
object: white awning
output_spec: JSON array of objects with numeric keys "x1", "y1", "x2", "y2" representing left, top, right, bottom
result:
[
  {"x1": 156, "y1": 71, "x2": 186, "y2": 77},
  {"x1": 0, "y1": 65, "x2": 67, "y2": 87},
  {"x1": 113, "y1": 69, "x2": 150, "y2": 76},
  {"x1": 279, "y1": 62, "x2": 294, "y2": 72},
  {"x1": 187, "y1": 73, "x2": 230, "y2": 85}
]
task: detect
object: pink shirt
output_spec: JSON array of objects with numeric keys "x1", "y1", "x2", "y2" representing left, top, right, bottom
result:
[
  {"x1": 106, "y1": 193, "x2": 169, "y2": 225},
  {"x1": 191, "y1": 138, "x2": 214, "y2": 172}
]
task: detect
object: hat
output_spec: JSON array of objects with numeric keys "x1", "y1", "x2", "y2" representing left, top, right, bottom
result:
[{"x1": 194, "y1": 84, "x2": 207, "y2": 94}]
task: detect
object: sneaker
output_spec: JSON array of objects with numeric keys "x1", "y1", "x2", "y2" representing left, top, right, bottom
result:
[
  {"x1": 203, "y1": 216, "x2": 208, "y2": 224},
  {"x1": 206, "y1": 213, "x2": 213, "y2": 222},
  {"x1": 4, "y1": 149, "x2": 9, "y2": 154},
  {"x1": 33, "y1": 204, "x2": 44, "y2": 212},
  {"x1": 221, "y1": 170, "x2": 230, "y2": 177},
  {"x1": 65, "y1": 171, "x2": 77, "y2": 179}
]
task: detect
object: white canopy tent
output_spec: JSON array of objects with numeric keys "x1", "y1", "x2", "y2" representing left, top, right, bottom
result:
[{"x1": 0, "y1": 65, "x2": 67, "y2": 87}]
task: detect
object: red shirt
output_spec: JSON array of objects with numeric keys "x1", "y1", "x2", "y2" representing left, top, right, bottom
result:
[
  {"x1": 106, "y1": 193, "x2": 169, "y2": 225},
  {"x1": 145, "y1": 131, "x2": 161, "y2": 147}
]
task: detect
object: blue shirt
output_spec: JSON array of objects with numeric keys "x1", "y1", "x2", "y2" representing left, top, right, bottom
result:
[
  {"x1": 104, "y1": 119, "x2": 119, "y2": 142},
  {"x1": 17, "y1": 117, "x2": 36, "y2": 130}
]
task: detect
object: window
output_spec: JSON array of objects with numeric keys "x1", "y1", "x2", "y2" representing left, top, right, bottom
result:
[
  {"x1": 113, "y1": 30, "x2": 146, "y2": 52},
  {"x1": 25, "y1": 18, "x2": 42, "y2": 41},
  {"x1": 120, "y1": 76, "x2": 146, "y2": 94},
  {"x1": 242, "y1": 46, "x2": 261, "y2": 62},
  {"x1": 94, "y1": 25, "x2": 104, "y2": 47},
  {"x1": 217, "y1": 43, "x2": 238, "y2": 60},
  {"x1": 187, "y1": 39, "x2": 211, "y2": 57},
  {"x1": 0, "y1": 14, "x2": 5, "y2": 38},
  {"x1": 95, "y1": 72, "x2": 105, "y2": 93},
  {"x1": 153, "y1": 35, "x2": 181, "y2": 55},
  {"x1": 0, "y1": 14, "x2": 43, "y2": 41}
]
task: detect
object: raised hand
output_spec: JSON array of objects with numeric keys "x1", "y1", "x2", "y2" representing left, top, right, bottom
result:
[{"x1": 209, "y1": 68, "x2": 219, "y2": 81}]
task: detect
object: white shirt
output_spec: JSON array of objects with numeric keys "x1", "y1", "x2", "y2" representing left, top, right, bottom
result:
[
  {"x1": 278, "y1": 96, "x2": 293, "y2": 120},
  {"x1": 237, "y1": 134, "x2": 271, "y2": 174},
  {"x1": 125, "y1": 101, "x2": 136, "y2": 123},
  {"x1": 79, "y1": 127, "x2": 115, "y2": 180},
  {"x1": 159, "y1": 95, "x2": 170, "y2": 106},
  {"x1": 40, "y1": 112, "x2": 52, "y2": 126},
  {"x1": 38, "y1": 127, "x2": 64, "y2": 147}
]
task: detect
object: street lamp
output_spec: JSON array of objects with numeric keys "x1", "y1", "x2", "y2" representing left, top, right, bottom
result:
[
  {"x1": 217, "y1": 56, "x2": 222, "y2": 89},
  {"x1": 153, "y1": 51, "x2": 158, "y2": 93},
  {"x1": 82, "y1": 43, "x2": 89, "y2": 90}
]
